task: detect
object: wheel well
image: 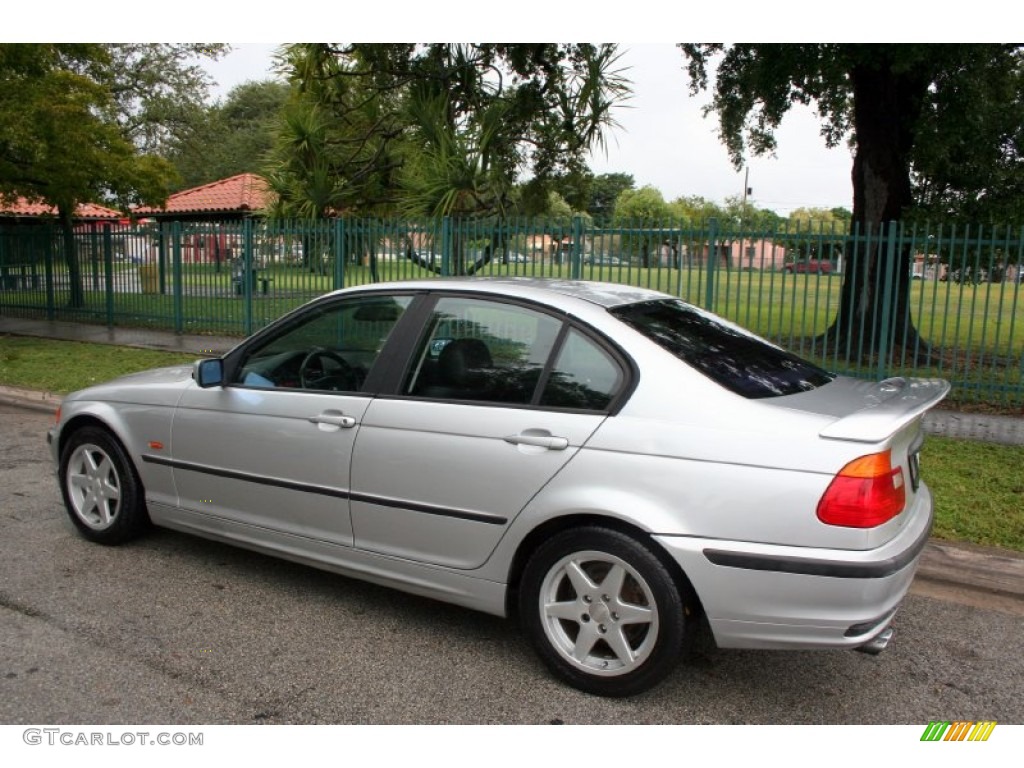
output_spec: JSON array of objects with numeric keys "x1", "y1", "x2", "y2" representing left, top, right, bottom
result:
[
  {"x1": 505, "y1": 514, "x2": 704, "y2": 622},
  {"x1": 59, "y1": 414, "x2": 125, "y2": 458}
]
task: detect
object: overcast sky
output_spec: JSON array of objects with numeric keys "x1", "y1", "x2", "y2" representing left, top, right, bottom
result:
[{"x1": 204, "y1": 43, "x2": 855, "y2": 216}]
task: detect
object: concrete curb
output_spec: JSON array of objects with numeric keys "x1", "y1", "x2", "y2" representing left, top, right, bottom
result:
[
  {"x1": 917, "y1": 540, "x2": 1024, "y2": 600},
  {"x1": 0, "y1": 385, "x2": 61, "y2": 414}
]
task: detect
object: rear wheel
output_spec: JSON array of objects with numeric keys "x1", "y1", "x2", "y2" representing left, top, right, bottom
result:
[
  {"x1": 59, "y1": 426, "x2": 149, "y2": 545},
  {"x1": 519, "y1": 526, "x2": 692, "y2": 697}
]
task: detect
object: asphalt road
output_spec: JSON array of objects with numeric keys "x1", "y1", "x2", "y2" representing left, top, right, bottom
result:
[{"x1": 2, "y1": 405, "x2": 1022, "y2": 725}]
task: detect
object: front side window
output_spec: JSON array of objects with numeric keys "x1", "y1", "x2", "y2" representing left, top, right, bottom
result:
[
  {"x1": 232, "y1": 295, "x2": 412, "y2": 392},
  {"x1": 611, "y1": 299, "x2": 834, "y2": 398}
]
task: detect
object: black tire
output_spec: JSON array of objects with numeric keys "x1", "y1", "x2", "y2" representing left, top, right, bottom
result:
[
  {"x1": 518, "y1": 526, "x2": 692, "y2": 697},
  {"x1": 58, "y1": 426, "x2": 150, "y2": 545}
]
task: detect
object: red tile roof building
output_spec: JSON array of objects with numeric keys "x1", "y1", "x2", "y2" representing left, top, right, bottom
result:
[
  {"x1": 0, "y1": 197, "x2": 123, "y2": 221},
  {"x1": 134, "y1": 173, "x2": 271, "y2": 219}
]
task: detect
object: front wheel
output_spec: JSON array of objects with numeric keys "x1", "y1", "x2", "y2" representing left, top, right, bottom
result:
[
  {"x1": 519, "y1": 527, "x2": 692, "y2": 697},
  {"x1": 59, "y1": 426, "x2": 150, "y2": 545}
]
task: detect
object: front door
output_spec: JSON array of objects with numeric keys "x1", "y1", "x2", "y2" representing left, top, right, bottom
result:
[{"x1": 169, "y1": 294, "x2": 415, "y2": 547}]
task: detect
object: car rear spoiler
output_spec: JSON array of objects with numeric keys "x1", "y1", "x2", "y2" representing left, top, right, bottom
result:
[{"x1": 819, "y1": 377, "x2": 951, "y2": 444}]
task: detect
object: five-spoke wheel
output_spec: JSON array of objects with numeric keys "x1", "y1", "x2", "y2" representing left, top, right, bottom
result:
[
  {"x1": 520, "y1": 526, "x2": 692, "y2": 697},
  {"x1": 59, "y1": 426, "x2": 149, "y2": 544}
]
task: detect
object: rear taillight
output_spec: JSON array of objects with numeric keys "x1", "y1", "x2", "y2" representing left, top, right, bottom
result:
[{"x1": 817, "y1": 450, "x2": 906, "y2": 528}]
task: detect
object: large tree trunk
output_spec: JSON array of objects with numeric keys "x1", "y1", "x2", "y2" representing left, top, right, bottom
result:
[
  {"x1": 58, "y1": 203, "x2": 85, "y2": 309},
  {"x1": 828, "y1": 57, "x2": 931, "y2": 361}
]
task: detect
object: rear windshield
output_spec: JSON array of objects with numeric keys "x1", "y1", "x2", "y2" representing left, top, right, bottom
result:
[{"x1": 611, "y1": 299, "x2": 835, "y2": 399}]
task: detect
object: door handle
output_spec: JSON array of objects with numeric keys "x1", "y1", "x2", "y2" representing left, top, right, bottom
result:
[
  {"x1": 308, "y1": 413, "x2": 357, "y2": 428},
  {"x1": 503, "y1": 432, "x2": 569, "y2": 450}
]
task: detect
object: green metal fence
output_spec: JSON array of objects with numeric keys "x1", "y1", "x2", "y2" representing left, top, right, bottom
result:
[{"x1": 2, "y1": 217, "x2": 1022, "y2": 405}]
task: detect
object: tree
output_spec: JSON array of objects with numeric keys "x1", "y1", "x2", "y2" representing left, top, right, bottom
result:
[
  {"x1": 613, "y1": 185, "x2": 671, "y2": 223},
  {"x1": 721, "y1": 195, "x2": 784, "y2": 232},
  {"x1": 268, "y1": 44, "x2": 629, "y2": 219},
  {"x1": 0, "y1": 43, "x2": 226, "y2": 307},
  {"x1": 612, "y1": 185, "x2": 674, "y2": 265},
  {"x1": 788, "y1": 206, "x2": 850, "y2": 232},
  {"x1": 267, "y1": 44, "x2": 629, "y2": 276},
  {"x1": 583, "y1": 172, "x2": 635, "y2": 225},
  {"x1": 670, "y1": 195, "x2": 725, "y2": 225},
  {"x1": 781, "y1": 207, "x2": 851, "y2": 262},
  {"x1": 167, "y1": 80, "x2": 291, "y2": 190},
  {"x1": 680, "y1": 44, "x2": 1022, "y2": 359},
  {"x1": 909, "y1": 52, "x2": 1024, "y2": 224}
]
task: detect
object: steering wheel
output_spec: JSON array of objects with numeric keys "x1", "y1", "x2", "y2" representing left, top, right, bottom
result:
[{"x1": 299, "y1": 348, "x2": 355, "y2": 391}]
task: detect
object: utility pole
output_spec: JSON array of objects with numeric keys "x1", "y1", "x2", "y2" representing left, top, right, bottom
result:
[{"x1": 739, "y1": 167, "x2": 752, "y2": 269}]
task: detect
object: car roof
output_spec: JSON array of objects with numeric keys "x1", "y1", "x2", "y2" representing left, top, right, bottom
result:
[{"x1": 341, "y1": 277, "x2": 671, "y2": 309}]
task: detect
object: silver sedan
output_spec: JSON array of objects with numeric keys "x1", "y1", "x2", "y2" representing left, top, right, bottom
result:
[{"x1": 49, "y1": 278, "x2": 949, "y2": 696}]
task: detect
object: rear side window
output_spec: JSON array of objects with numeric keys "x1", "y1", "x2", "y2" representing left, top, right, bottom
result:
[{"x1": 611, "y1": 299, "x2": 834, "y2": 398}]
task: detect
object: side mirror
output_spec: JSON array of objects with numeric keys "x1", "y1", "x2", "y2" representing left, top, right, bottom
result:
[{"x1": 193, "y1": 358, "x2": 224, "y2": 388}]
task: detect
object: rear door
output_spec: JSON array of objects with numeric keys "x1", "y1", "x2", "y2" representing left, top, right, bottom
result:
[{"x1": 350, "y1": 294, "x2": 630, "y2": 569}]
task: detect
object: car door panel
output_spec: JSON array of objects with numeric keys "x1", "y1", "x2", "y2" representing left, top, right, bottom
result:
[
  {"x1": 171, "y1": 387, "x2": 369, "y2": 546},
  {"x1": 350, "y1": 398, "x2": 605, "y2": 568}
]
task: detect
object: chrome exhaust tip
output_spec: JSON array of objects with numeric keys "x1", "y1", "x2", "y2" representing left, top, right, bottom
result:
[{"x1": 856, "y1": 627, "x2": 894, "y2": 655}]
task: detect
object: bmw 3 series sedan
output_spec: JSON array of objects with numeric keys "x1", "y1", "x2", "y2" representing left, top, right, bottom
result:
[{"x1": 49, "y1": 278, "x2": 949, "y2": 696}]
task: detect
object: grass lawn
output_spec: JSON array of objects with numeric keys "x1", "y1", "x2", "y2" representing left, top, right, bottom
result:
[
  {"x1": 2, "y1": 334, "x2": 1021, "y2": 552},
  {"x1": 0, "y1": 335, "x2": 197, "y2": 394},
  {"x1": 923, "y1": 436, "x2": 1024, "y2": 551}
]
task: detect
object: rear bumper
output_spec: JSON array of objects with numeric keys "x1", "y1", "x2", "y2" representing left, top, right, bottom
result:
[{"x1": 653, "y1": 484, "x2": 934, "y2": 650}]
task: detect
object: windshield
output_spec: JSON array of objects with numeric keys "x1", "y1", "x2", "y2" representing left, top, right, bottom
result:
[{"x1": 611, "y1": 299, "x2": 835, "y2": 399}]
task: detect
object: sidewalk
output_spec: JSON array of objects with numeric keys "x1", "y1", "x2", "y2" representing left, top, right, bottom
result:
[{"x1": 3, "y1": 314, "x2": 1024, "y2": 604}]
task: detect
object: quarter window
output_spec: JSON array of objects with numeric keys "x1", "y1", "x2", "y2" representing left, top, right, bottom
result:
[{"x1": 540, "y1": 329, "x2": 623, "y2": 410}]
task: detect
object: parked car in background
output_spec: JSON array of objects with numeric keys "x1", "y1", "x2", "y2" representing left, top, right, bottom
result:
[
  {"x1": 49, "y1": 278, "x2": 948, "y2": 696},
  {"x1": 784, "y1": 258, "x2": 832, "y2": 274},
  {"x1": 586, "y1": 253, "x2": 624, "y2": 266},
  {"x1": 501, "y1": 251, "x2": 530, "y2": 264}
]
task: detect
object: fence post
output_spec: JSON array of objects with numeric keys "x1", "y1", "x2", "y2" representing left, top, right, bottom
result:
[
  {"x1": 705, "y1": 217, "x2": 719, "y2": 310},
  {"x1": 334, "y1": 218, "x2": 345, "y2": 291},
  {"x1": 43, "y1": 224, "x2": 56, "y2": 320},
  {"x1": 158, "y1": 226, "x2": 168, "y2": 295},
  {"x1": 571, "y1": 215, "x2": 584, "y2": 280},
  {"x1": 172, "y1": 221, "x2": 183, "y2": 334},
  {"x1": 103, "y1": 226, "x2": 115, "y2": 326},
  {"x1": 88, "y1": 227, "x2": 100, "y2": 293},
  {"x1": 877, "y1": 221, "x2": 899, "y2": 379},
  {"x1": 242, "y1": 219, "x2": 254, "y2": 335},
  {"x1": 441, "y1": 216, "x2": 452, "y2": 277}
]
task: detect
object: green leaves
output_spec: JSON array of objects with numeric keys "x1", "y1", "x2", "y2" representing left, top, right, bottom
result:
[
  {"x1": 267, "y1": 44, "x2": 632, "y2": 221},
  {"x1": 0, "y1": 43, "x2": 227, "y2": 211}
]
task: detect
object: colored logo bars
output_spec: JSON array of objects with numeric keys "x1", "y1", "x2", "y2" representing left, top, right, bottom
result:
[{"x1": 921, "y1": 721, "x2": 997, "y2": 742}]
